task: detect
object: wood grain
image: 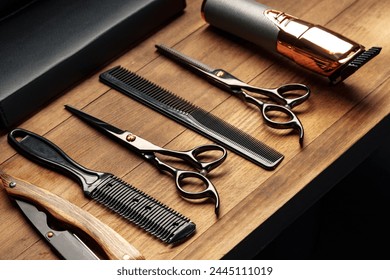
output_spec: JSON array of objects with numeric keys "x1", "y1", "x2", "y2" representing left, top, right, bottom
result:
[
  {"x1": 1, "y1": 173, "x2": 144, "y2": 260},
  {"x1": 0, "y1": 0, "x2": 389, "y2": 259}
]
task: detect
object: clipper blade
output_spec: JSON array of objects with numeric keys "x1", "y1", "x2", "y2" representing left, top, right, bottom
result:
[{"x1": 330, "y1": 47, "x2": 382, "y2": 84}]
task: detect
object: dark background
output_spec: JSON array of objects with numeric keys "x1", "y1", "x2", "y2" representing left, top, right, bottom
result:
[{"x1": 255, "y1": 142, "x2": 390, "y2": 260}]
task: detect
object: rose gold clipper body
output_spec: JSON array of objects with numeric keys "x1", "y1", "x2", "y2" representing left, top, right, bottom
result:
[{"x1": 201, "y1": 0, "x2": 381, "y2": 84}]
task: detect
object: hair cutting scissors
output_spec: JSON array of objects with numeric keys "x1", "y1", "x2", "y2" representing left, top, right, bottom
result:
[
  {"x1": 65, "y1": 105, "x2": 227, "y2": 215},
  {"x1": 156, "y1": 44, "x2": 311, "y2": 144}
]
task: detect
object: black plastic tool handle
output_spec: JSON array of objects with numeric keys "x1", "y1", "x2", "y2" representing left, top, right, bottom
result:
[{"x1": 8, "y1": 128, "x2": 104, "y2": 194}]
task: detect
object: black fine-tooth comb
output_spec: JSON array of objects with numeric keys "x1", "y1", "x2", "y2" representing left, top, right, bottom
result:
[
  {"x1": 8, "y1": 128, "x2": 196, "y2": 244},
  {"x1": 99, "y1": 66, "x2": 284, "y2": 170}
]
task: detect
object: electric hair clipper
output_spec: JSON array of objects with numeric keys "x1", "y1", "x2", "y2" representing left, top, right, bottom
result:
[{"x1": 201, "y1": 0, "x2": 381, "y2": 84}]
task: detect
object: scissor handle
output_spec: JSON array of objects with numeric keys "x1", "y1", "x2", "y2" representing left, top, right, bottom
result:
[
  {"x1": 145, "y1": 144, "x2": 226, "y2": 215},
  {"x1": 262, "y1": 103, "x2": 304, "y2": 143},
  {"x1": 187, "y1": 144, "x2": 227, "y2": 173},
  {"x1": 157, "y1": 144, "x2": 227, "y2": 174},
  {"x1": 175, "y1": 170, "x2": 220, "y2": 214},
  {"x1": 270, "y1": 83, "x2": 310, "y2": 109},
  {"x1": 244, "y1": 83, "x2": 310, "y2": 109}
]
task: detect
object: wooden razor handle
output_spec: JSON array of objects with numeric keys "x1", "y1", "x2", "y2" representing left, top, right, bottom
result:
[{"x1": 0, "y1": 172, "x2": 144, "y2": 260}]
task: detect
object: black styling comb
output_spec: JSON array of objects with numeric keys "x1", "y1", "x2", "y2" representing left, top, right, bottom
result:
[
  {"x1": 8, "y1": 128, "x2": 196, "y2": 244},
  {"x1": 99, "y1": 66, "x2": 284, "y2": 170}
]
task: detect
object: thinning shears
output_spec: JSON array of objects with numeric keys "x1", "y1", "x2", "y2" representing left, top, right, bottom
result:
[
  {"x1": 65, "y1": 105, "x2": 227, "y2": 215},
  {"x1": 156, "y1": 44, "x2": 311, "y2": 144}
]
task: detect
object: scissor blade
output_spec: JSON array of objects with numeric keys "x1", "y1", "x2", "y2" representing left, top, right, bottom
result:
[
  {"x1": 156, "y1": 44, "x2": 248, "y2": 93},
  {"x1": 65, "y1": 105, "x2": 125, "y2": 136},
  {"x1": 156, "y1": 44, "x2": 217, "y2": 77},
  {"x1": 15, "y1": 199, "x2": 99, "y2": 260}
]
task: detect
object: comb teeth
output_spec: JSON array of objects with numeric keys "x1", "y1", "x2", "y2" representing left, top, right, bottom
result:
[
  {"x1": 91, "y1": 175, "x2": 195, "y2": 243},
  {"x1": 190, "y1": 110, "x2": 283, "y2": 164},
  {"x1": 100, "y1": 66, "x2": 284, "y2": 169},
  {"x1": 107, "y1": 66, "x2": 196, "y2": 114}
]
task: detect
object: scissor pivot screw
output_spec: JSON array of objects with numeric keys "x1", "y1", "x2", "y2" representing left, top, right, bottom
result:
[
  {"x1": 47, "y1": 231, "x2": 54, "y2": 238},
  {"x1": 126, "y1": 134, "x2": 136, "y2": 142},
  {"x1": 200, "y1": 170, "x2": 208, "y2": 176},
  {"x1": 9, "y1": 182, "x2": 16, "y2": 188},
  {"x1": 216, "y1": 70, "x2": 225, "y2": 77}
]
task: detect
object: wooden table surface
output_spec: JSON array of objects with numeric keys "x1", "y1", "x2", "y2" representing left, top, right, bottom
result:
[{"x1": 0, "y1": 0, "x2": 389, "y2": 260}]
